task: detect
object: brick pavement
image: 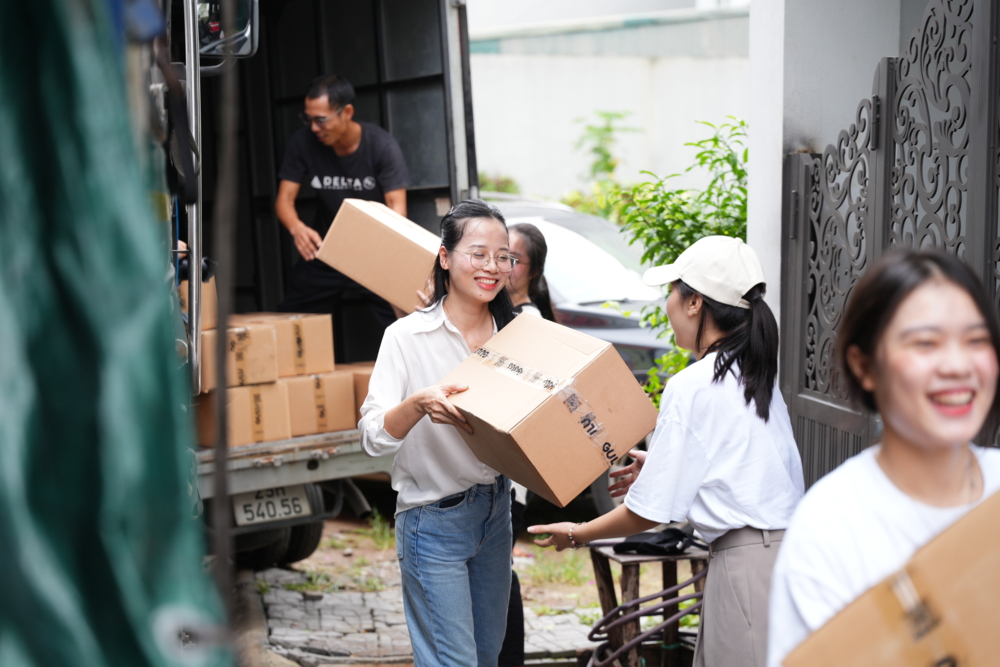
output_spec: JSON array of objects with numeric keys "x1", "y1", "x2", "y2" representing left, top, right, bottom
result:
[{"x1": 257, "y1": 564, "x2": 601, "y2": 666}]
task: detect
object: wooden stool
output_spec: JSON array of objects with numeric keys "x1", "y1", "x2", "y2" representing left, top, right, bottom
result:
[{"x1": 588, "y1": 540, "x2": 709, "y2": 667}]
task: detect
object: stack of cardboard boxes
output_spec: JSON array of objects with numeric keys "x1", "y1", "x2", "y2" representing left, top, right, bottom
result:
[
  {"x1": 189, "y1": 284, "x2": 375, "y2": 447},
  {"x1": 188, "y1": 198, "x2": 658, "y2": 510}
]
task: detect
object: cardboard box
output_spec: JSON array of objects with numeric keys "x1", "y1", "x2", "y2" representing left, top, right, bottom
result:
[
  {"x1": 231, "y1": 313, "x2": 335, "y2": 377},
  {"x1": 315, "y1": 198, "x2": 439, "y2": 313},
  {"x1": 194, "y1": 383, "x2": 292, "y2": 448},
  {"x1": 193, "y1": 393, "x2": 216, "y2": 448},
  {"x1": 200, "y1": 324, "x2": 279, "y2": 393},
  {"x1": 438, "y1": 315, "x2": 658, "y2": 507},
  {"x1": 335, "y1": 362, "x2": 375, "y2": 423},
  {"x1": 279, "y1": 371, "x2": 356, "y2": 436},
  {"x1": 178, "y1": 276, "x2": 218, "y2": 330},
  {"x1": 785, "y1": 489, "x2": 1000, "y2": 667}
]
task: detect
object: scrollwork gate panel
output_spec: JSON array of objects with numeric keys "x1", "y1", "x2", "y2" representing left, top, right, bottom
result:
[{"x1": 781, "y1": 0, "x2": 999, "y2": 488}]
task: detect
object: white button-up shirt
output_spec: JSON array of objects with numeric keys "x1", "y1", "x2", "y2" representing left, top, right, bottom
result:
[{"x1": 359, "y1": 298, "x2": 499, "y2": 514}]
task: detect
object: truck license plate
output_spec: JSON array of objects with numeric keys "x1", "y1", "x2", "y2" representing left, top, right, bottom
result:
[{"x1": 232, "y1": 485, "x2": 313, "y2": 526}]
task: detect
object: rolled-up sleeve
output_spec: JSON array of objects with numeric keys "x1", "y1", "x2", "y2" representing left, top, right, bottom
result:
[{"x1": 359, "y1": 328, "x2": 409, "y2": 457}]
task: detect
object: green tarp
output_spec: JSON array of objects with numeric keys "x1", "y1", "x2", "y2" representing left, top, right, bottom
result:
[{"x1": 0, "y1": 1, "x2": 229, "y2": 666}]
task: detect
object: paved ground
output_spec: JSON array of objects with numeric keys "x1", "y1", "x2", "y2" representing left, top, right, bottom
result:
[{"x1": 257, "y1": 560, "x2": 602, "y2": 666}]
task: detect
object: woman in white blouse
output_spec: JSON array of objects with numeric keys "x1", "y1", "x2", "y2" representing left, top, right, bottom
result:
[{"x1": 359, "y1": 200, "x2": 518, "y2": 667}]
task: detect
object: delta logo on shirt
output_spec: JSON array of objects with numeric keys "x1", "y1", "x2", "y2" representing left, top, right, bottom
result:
[{"x1": 310, "y1": 175, "x2": 377, "y2": 191}]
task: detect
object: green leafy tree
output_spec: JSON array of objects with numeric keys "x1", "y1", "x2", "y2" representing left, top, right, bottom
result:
[{"x1": 618, "y1": 119, "x2": 748, "y2": 404}]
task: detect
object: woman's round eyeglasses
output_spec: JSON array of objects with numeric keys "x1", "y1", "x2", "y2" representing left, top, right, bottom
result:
[{"x1": 453, "y1": 249, "x2": 517, "y2": 273}]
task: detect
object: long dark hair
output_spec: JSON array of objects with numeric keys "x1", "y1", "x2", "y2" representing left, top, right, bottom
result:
[
  {"x1": 509, "y1": 223, "x2": 556, "y2": 321},
  {"x1": 428, "y1": 199, "x2": 516, "y2": 330},
  {"x1": 837, "y1": 249, "x2": 1000, "y2": 443},
  {"x1": 676, "y1": 279, "x2": 779, "y2": 421}
]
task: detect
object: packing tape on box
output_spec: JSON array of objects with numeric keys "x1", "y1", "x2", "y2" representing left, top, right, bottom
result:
[
  {"x1": 472, "y1": 347, "x2": 622, "y2": 467},
  {"x1": 890, "y1": 569, "x2": 938, "y2": 640},
  {"x1": 229, "y1": 328, "x2": 250, "y2": 385},
  {"x1": 292, "y1": 318, "x2": 307, "y2": 374},
  {"x1": 471, "y1": 346, "x2": 561, "y2": 391},
  {"x1": 250, "y1": 386, "x2": 265, "y2": 443},
  {"x1": 312, "y1": 375, "x2": 328, "y2": 431}
]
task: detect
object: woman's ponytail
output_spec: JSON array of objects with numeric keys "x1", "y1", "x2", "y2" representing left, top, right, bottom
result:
[
  {"x1": 533, "y1": 275, "x2": 556, "y2": 322},
  {"x1": 676, "y1": 280, "x2": 779, "y2": 421}
]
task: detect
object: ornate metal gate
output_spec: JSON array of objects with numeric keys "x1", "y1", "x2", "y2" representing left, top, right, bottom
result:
[{"x1": 781, "y1": 0, "x2": 1000, "y2": 487}]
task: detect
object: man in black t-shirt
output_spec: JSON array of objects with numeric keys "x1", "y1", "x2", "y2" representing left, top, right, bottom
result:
[{"x1": 275, "y1": 74, "x2": 410, "y2": 335}]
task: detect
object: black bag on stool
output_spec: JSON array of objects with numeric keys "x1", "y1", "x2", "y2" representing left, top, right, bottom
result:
[{"x1": 612, "y1": 528, "x2": 705, "y2": 556}]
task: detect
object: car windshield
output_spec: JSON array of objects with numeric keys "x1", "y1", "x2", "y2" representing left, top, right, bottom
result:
[{"x1": 507, "y1": 217, "x2": 661, "y2": 305}]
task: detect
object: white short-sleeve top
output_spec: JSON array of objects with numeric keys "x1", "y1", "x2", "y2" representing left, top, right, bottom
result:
[
  {"x1": 624, "y1": 351, "x2": 805, "y2": 543},
  {"x1": 767, "y1": 445, "x2": 1000, "y2": 667}
]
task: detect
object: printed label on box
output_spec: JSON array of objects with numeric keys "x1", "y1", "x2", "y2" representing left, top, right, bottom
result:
[
  {"x1": 313, "y1": 375, "x2": 328, "y2": 431},
  {"x1": 292, "y1": 320, "x2": 306, "y2": 374},
  {"x1": 251, "y1": 386, "x2": 265, "y2": 442}
]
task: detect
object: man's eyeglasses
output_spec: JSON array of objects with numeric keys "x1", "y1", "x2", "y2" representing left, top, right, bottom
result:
[
  {"x1": 299, "y1": 107, "x2": 343, "y2": 128},
  {"x1": 453, "y1": 249, "x2": 518, "y2": 273}
]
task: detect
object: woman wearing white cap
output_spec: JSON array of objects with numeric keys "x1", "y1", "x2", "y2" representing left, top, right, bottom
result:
[{"x1": 530, "y1": 236, "x2": 804, "y2": 667}]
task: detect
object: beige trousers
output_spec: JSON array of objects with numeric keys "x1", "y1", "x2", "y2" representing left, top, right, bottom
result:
[{"x1": 693, "y1": 528, "x2": 784, "y2": 667}]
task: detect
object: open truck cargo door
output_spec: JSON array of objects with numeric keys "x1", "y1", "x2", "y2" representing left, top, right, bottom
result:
[{"x1": 184, "y1": 0, "x2": 478, "y2": 362}]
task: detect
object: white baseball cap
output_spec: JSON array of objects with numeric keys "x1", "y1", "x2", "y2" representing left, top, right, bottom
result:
[{"x1": 641, "y1": 236, "x2": 766, "y2": 309}]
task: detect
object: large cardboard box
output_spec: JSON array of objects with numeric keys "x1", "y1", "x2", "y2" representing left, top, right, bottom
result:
[
  {"x1": 194, "y1": 383, "x2": 292, "y2": 448},
  {"x1": 279, "y1": 371, "x2": 356, "y2": 436},
  {"x1": 178, "y1": 276, "x2": 218, "y2": 330},
  {"x1": 439, "y1": 315, "x2": 658, "y2": 507},
  {"x1": 315, "y1": 199, "x2": 439, "y2": 312},
  {"x1": 231, "y1": 313, "x2": 335, "y2": 377},
  {"x1": 335, "y1": 362, "x2": 375, "y2": 424},
  {"x1": 200, "y1": 324, "x2": 279, "y2": 393},
  {"x1": 785, "y1": 489, "x2": 1000, "y2": 666}
]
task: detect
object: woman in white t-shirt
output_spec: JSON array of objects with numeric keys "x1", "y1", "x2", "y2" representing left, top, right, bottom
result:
[
  {"x1": 767, "y1": 249, "x2": 1000, "y2": 666},
  {"x1": 530, "y1": 236, "x2": 804, "y2": 667}
]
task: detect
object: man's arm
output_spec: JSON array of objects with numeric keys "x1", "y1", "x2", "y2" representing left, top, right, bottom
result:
[
  {"x1": 384, "y1": 188, "x2": 407, "y2": 217},
  {"x1": 275, "y1": 179, "x2": 323, "y2": 261}
]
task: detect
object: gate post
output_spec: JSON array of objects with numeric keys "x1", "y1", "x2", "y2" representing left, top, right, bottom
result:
[
  {"x1": 869, "y1": 57, "x2": 896, "y2": 257},
  {"x1": 966, "y1": 0, "x2": 1000, "y2": 291}
]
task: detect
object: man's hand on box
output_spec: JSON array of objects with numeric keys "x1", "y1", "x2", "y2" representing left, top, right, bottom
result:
[
  {"x1": 292, "y1": 222, "x2": 323, "y2": 261},
  {"x1": 528, "y1": 522, "x2": 576, "y2": 551},
  {"x1": 415, "y1": 383, "x2": 473, "y2": 435},
  {"x1": 607, "y1": 450, "x2": 647, "y2": 498}
]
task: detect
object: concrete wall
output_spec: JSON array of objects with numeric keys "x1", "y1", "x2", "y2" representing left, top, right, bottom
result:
[
  {"x1": 466, "y1": 0, "x2": 695, "y2": 33},
  {"x1": 471, "y1": 53, "x2": 750, "y2": 200},
  {"x1": 471, "y1": 13, "x2": 750, "y2": 58}
]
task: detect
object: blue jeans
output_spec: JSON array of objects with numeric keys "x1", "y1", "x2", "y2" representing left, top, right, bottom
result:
[{"x1": 395, "y1": 475, "x2": 512, "y2": 667}]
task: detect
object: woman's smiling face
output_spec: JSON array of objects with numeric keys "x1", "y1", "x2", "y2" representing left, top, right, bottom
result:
[
  {"x1": 852, "y1": 279, "x2": 999, "y2": 451},
  {"x1": 439, "y1": 217, "x2": 510, "y2": 305}
]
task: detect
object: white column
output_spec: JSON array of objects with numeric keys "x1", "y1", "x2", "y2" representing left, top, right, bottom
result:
[{"x1": 747, "y1": 0, "x2": 785, "y2": 318}]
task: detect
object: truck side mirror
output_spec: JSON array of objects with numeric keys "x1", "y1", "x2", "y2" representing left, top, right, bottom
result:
[{"x1": 197, "y1": 0, "x2": 258, "y2": 59}]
